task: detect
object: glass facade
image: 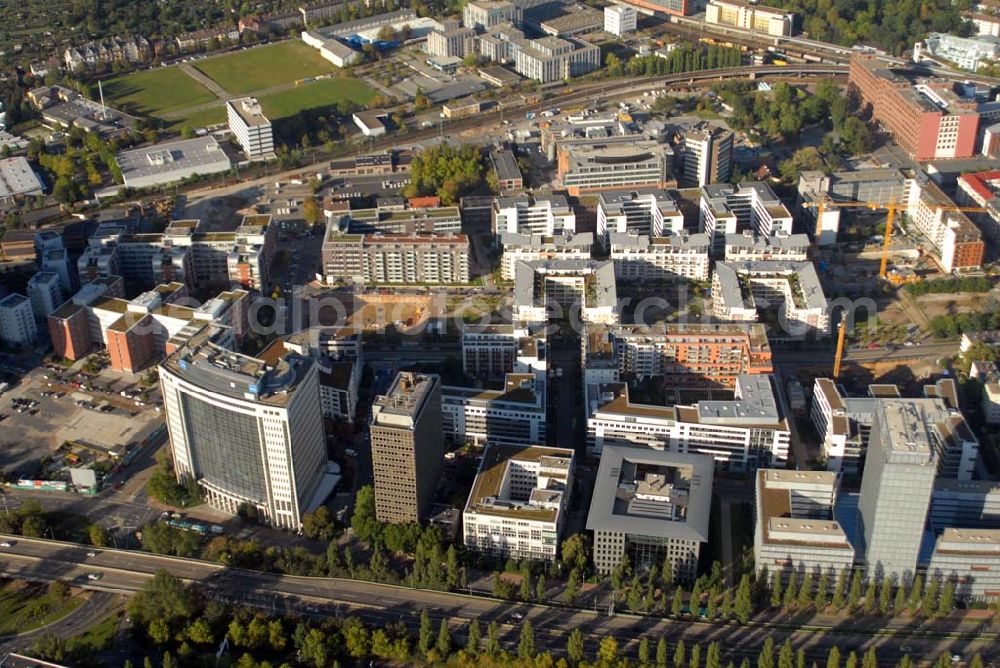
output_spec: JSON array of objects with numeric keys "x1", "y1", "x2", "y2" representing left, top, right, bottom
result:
[{"x1": 183, "y1": 394, "x2": 266, "y2": 503}]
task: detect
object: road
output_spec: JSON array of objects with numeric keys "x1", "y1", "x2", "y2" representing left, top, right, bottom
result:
[
  {"x1": 0, "y1": 535, "x2": 995, "y2": 665},
  {"x1": 0, "y1": 591, "x2": 121, "y2": 654}
]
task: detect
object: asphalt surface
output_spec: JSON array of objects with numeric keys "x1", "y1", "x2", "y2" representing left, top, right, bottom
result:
[
  {"x1": 0, "y1": 590, "x2": 121, "y2": 654},
  {"x1": 0, "y1": 535, "x2": 995, "y2": 665}
]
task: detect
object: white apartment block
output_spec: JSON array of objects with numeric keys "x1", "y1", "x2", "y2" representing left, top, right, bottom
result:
[
  {"x1": 0, "y1": 294, "x2": 38, "y2": 346},
  {"x1": 753, "y1": 469, "x2": 855, "y2": 583},
  {"x1": 160, "y1": 334, "x2": 329, "y2": 530},
  {"x1": 700, "y1": 182, "x2": 793, "y2": 256},
  {"x1": 712, "y1": 261, "x2": 830, "y2": 340},
  {"x1": 27, "y1": 271, "x2": 64, "y2": 320},
  {"x1": 513, "y1": 259, "x2": 619, "y2": 326},
  {"x1": 323, "y1": 233, "x2": 470, "y2": 284},
  {"x1": 443, "y1": 372, "x2": 546, "y2": 446},
  {"x1": 608, "y1": 232, "x2": 710, "y2": 282},
  {"x1": 585, "y1": 375, "x2": 791, "y2": 471},
  {"x1": 426, "y1": 27, "x2": 476, "y2": 57},
  {"x1": 462, "y1": 324, "x2": 521, "y2": 378},
  {"x1": 724, "y1": 232, "x2": 810, "y2": 262},
  {"x1": 705, "y1": 0, "x2": 795, "y2": 37},
  {"x1": 498, "y1": 232, "x2": 593, "y2": 280},
  {"x1": 493, "y1": 194, "x2": 576, "y2": 236},
  {"x1": 928, "y1": 528, "x2": 1000, "y2": 601},
  {"x1": 463, "y1": 444, "x2": 574, "y2": 562},
  {"x1": 463, "y1": 0, "x2": 521, "y2": 32},
  {"x1": 683, "y1": 126, "x2": 734, "y2": 187},
  {"x1": 603, "y1": 4, "x2": 637, "y2": 36},
  {"x1": 227, "y1": 97, "x2": 274, "y2": 159},
  {"x1": 905, "y1": 175, "x2": 985, "y2": 273},
  {"x1": 597, "y1": 189, "x2": 684, "y2": 246}
]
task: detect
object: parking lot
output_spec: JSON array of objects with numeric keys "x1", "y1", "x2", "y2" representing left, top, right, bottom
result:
[{"x1": 0, "y1": 364, "x2": 164, "y2": 476}]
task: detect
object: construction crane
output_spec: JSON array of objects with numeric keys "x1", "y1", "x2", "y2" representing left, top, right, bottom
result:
[
  {"x1": 832, "y1": 318, "x2": 847, "y2": 379},
  {"x1": 803, "y1": 199, "x2": 989, "y2": 279}
]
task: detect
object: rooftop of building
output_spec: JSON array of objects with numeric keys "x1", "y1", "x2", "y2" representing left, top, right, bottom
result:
[
  {"x1": 465, "y1": 444, "x2": 573, "y2": 522},
  {"x1": 227, "y1": 97, "x2": 270, "y2": 128},
  {"x1": 725, "y1": 231, "x2": 810, "y2": 253},
  {"x1": 0, "y1": 293, "x2": 30, "y2": 308},
  {"x1": 514, "y1": 258, "x2": 617, "y2": 310},
  {"x1": 609, "y1": 231, "x2": 710, "y2": 251},
  {"x1": 116, "y1": 136, "x2": 231, "y2": 181},
  {"x1": 756, "y1": 468, "x2": 852, "y2": 549},
  {"x1": 372, "y1": 371, "x2": 439, "y2": 423},
  {"x1": 500, "y1": 231, "x2": 593, "y2": 249},
  {"x1": 492, "y1": 149, "x2": 522, "y2": 182},
  {"x1": 443, "y1": 372, "x2": 542, "y2": 406},
  {"x1": 0, "y1": 157, "x2": 45, "y2": 198},
  {"x1": 598, "y1": 188, "x2": 681, "y2": 214},
  {"x1": 714, "y1": 260, "x2": 828, "y2": 312},
  {"x1": 934, "y1": 527, "x2": 1000, "y2": 555},
  {"x1": 586, "y1": 445, "x2": 713, "y2": 541}
]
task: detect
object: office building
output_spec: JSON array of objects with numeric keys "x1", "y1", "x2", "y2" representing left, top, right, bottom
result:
[
  {"x1": 331, "y1": 201, "x2": 463, "y2": 235},
  {"x1": 585, "y1": 374, "x2": 791, "y2": 470},
  {"x1": 619, "y1": 0, "x2": 693, "y2": 17},
  {"x1": 513, "y1": 259, "x2": 619, "y2": 325},
  {"x1": 0, "y1": 157, "x2": 45, "y2": 203},
  {"x1": 115, "y1": 136, "x2": 232, "y2": 190},
  {"x1": 512, "y1": 36, "x2": 600, "y2": 83},
  {"x1": 753, "y1": 469, "x2": 855, "y2": 583},
  {"x1": 498, "y1": 232, "x2": 593, "y2": 280},
  {"x1": 461, "y1": 324, "x2": 545, "y2": 379},
  {"x1": 927, "y1": 528, "x2": 1000, "y2": 601},
  {"x1": 300, "y1": 30, "x2": 362, "y2": 68},
  {"x1": 322, "y1": 233, "x2": 469, "y2": 284},
  {"x1": 463, "y1": 444, "x2": 574, "y2": 562},
  {"x1": 682, "y1": 126, "x2": 734, "y2": 187},
  {"x1": 587, "y1": 446, "x2": 713, "y2": 582},
  {"x1": 608, "y1": 231, "x2": 711, "y2": 282},
  {"x1": 930, "y1": 479, "x2": 1000, "y2": 532},
  {"x1": 493, "y1": 194, "x2": 576, "y2": 236},
  {"x1": 724, "y1": 231, "x2": 810, "y2": 262},
  {"x1": 427, "y1": 26, "x2": 476, "y2": 57},
  {"x1": 558, "y1": 140, "x2": 672, "y2": 195},
  {"x1": 604, "y1": 5, "x2": 637, "y2": 36},
  {"x1": 914, "y1": 33, "x2": 1000, "y2": 72},
  {"x1": 491, "y1": 149, "x2": 523, "y2": 191},
  {"x1": 712, "y1": 261, "x2": 830, "y2": 340},
  {"x1": 370, "y1": 372, "x2": 444, "y2": 523},
  {"x1": 463, "y1": 0, "x2": 522, "y2": 32},
  {"x1": 705, "y1": 0, "x2": 795, "y2": 36},
  {"x1": 956, "y1": 169, "x2": 1000, "y2": 242},
  {"x1": 906, "y1": 174, "x2": 985, "y2": 273},
  {"x1": 26, "y1": 271, "x2": 64, "y2": 320},
  {"x1": 0, "y1": 294, "x2": 37, "y2": 346},
  {"x1": 443, "y1": 372, "x2": 546, "y2": 446},
  {"x1": 700, "y1": 182, "x2": 793, "y2": 256},
  {"x1": 587, "y1": 323, "x2": 773, "y2": 386},
  {"x1": 160, "y1": 332, "x2": 330, "y2": 530},
  {"x1": 597, "y1": 189, "x2": 684, "y2": 245},
  {"x1": 227, "y1": 97, "x2": 274, "y2": 159},
  {"x1": 812, "y1": 377, "x2": 977, "y2": 479},
  {"x1": 848, "y1": 56, "x2": 980, "y2": 161},
  {"x1": 857, "y1": 400, "x2": 940, "y2": 582}
]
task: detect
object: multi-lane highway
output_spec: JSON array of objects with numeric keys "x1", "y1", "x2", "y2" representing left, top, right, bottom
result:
[{"x1": 0, "y1": 535, "x2": 995, "y2": 665}]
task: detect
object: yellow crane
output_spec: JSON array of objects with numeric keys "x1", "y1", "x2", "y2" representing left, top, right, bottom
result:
[{"x1": 803, "y1": 199, "x2": 989, "y2": 279}]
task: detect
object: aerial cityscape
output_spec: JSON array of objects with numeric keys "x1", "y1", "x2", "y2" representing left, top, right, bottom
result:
[{"x1": 4, "y1": 0, "x2": 1000, "y2": 665}]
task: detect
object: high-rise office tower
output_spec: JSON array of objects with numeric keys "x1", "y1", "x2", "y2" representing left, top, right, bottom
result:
[
  {"x1": 370, "y1": 372, "x2": 444, "y2": 523},
  {"x1": 858, "y1": 400, "x2": 939, "y2": 582},
  {"x1": 160, "y1": 332, "x2": 328, "y2": 530},
  {"x1": 227, "y1": 97, "x2": 274, "y2": 158},
  {"x1": 683, "y1": 126, "x2": 734, "y2": 187}
]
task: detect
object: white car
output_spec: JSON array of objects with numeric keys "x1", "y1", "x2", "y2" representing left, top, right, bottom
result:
[
  {"x1": 87, "y1": 572, "x2": 103, "y2": 581},
  {"x1": 0, "y1": 541, "x2": 13, "y2": 547},
  {"x1": 87, "y1": 551, "x2": 97, "y2": 557}
]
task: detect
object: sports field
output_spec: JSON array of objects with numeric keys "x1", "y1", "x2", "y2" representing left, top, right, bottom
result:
[
  {"x1": 102, "y1": 67, "x2": 217, "y2": 117},
  {"x1": 257, "y1": 78, "x2": 376, "y2": 120},
  {"x1": 193, "y1": 41, "x2": 337, "y2": 95}
]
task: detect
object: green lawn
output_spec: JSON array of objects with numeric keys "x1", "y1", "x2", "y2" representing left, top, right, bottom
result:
[
  {"x1": 167, "y1": 105, "x2": 228, "y2": 131},
  {"x1": 257, "y1": 78, "x2": 376, "y2": 120},
  {"x1": 101, "y1": 67, "x2": 217, "y2": 117},
  {"x1": 0, "y1": 583, "x2": 84, "y2": 636},
  {"x1": 194, "y1": 41, "x2": 337, "y2": 95}
]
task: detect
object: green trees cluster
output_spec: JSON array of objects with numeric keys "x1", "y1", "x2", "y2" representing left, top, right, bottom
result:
[
  {"x1": 928, "y1": 311, "x2": 1000, "y2": 339},
  {"x1": 904, "y1": 276, "x2": 991, "y2": 296},
  {"x1": 146, "y1": 448, "x2": 199, "y2": 508},
  {"x1": 27, "y1": 127, "x2": 127, "y2": 205},
  {"x1": 771, "y1": 0, "x2": 967, "y2": 56},
  {"x1": 402, "y1": 143, "x2": 487, "y2": 205},
  {"x1": 606, "y1": 43, "x2": 742, "y2": 78},
  {"x1": 0, "y1": 499, "x2": 49, "y2": 537}
]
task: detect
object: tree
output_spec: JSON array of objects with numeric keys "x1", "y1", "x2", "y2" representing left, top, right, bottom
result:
[
  {"x1": 908, "y1": 575, "x2": 923, "y2": 613},
  {"x1": 735, "y1": 574, "x2": 753, "y2": 623},
  {"x1": 815, "y1": 572, "x2": 829, "y2": 610},
  {"x1": 466, "y1": 619, "x2": 481, "y2": 655},
  {"x1": 302, "y1": 197, "x2": 322, "y2": 227},
  {"x1": 863, "y1": 580, "x2": 877, "y2": 614},
  {"x1": 783, "y1": 572, "x2": 798, "y2": 609},
  {"x1": 518, "y1": 619, "x2": 535, "y2": 659},
  {"x1": 778, "y1": 639, "x2": 794, "y2": 668},
  {"x1": 798, "y1": 573, "x2": 814, "y2": 609},
  {"x1": 561, "y1": 533, "x2": 589, "y2": 573},
  {"x1": 342, "y1": 617, "x2": 370, "y2": 657},
  {"x1": 351, "y1": 485, "x2": 380, "y2": 542},
  {"x1": 845, "y1": 652, "x2": 858, "y2": 668},
  {"x1": 486, "y1": 620, "x2": 500, "y2": 656},
  {"x1": 639, "y1": 638, "x2": 651, "y2": 667},
  {"x1": 128, "y1": 570, "x2": 199, "y2": 643},
  {"x1": 878, "y1": 578, "x2": 892, "y2": 615},
  {"x1": 938, "y1": 580, "x2": 956, "y2": 615},
  {"x1": 435, "y1": 618, "x2": 451, "y2": 656},
  {"x1": 657, "y1": 638, "x2": 669, "y2": 668},
  {"x1": 721, "y1": 588, "x2": 733, "y2": 620},
  {"x1": 861, "y1": 647, "x2": 877, "y2": 668},
  {"x1": 675, "y1": 639, "x2": 686, "y2": 668},
  {"x1": 565, "y1": 568, "x2": 581, "y2": 604},
  {"x1": 672, "y1": 585, "x2": 685, "y2": 616},
  {"x1": 894, "y1": 581, "x2": 907, "y2": 616},
  {"x1": 690, "y1": 643, "x2": 702, "y2": 668},
  {"x1": 88, "y1": 524, "x2": 109, "y2": 547},
  {"x1": 707, "y1": 642, "x2": 722, "y2": 668},
  {"x1": 567, "y1": 628, "x2": 585, "y2": 665},
  {"x1": 831, "y1": 569, "x2": 848, "y2": 609},
  {"x1": 300, "y1": 628, "x2": 329, "y2": 668},
  {"x1": 598, "y1": 636, "x2": 619, "y2": 665},
  {"x1": 827, "y1": 647, "x2": 841, "y2": 668},
  {"x1": 418, "y1": 609, "x2": 433, "y2": 656},
  {"x1": 770, "y1": 573, "x2": 784, "y2": 608},
  {"x1": 921, "y1": 578, "x2": 940, "y2": 617},
  {"x1": 185, "y1": 618, "x2": 213, "y2": 645},
  {"x1": 848, "y1": 570, "x2": 864, "y2": 609},
  {"x1": 758, "y1": 637, "x2": 774, "y2": 668},
  {"x1": 520, "y1": 563, "x2": 533, "y2": 602}
]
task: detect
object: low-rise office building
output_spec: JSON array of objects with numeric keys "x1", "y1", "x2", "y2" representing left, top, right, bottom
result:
[
  {"x1": 464, "y1": 444, "x2": 574, "y2": 562},
  {"x1": 116, "y1": 137, "x2": 232, "y2": 190},
  {"x1": 753, "y1": 469, "x2": 855, "y2": 583},
  {"x1": 426, "y1": 26, "x2": 476, "y2": 58},
  {"x1": 705, "y1": 0, "x2": 795, "y2": 36},
  {"x1": 443, "y1": 372, "x2": 546, "y2": 446},
  {"x1": 558, "y1": 140, "x2": 673, "y2": 195},
  {"x1": 587, "y1": 446, "x2": 713, "y2": 582},
  {"x1": 930, "y1": 478, "x2": 1000, "y2": 532},
  {"x1": 604, "y1": 5, "x2": 637, "y2": 36},
  {"x1": 928, "y1": 528, "x2": 1000, "y2": 601}
]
